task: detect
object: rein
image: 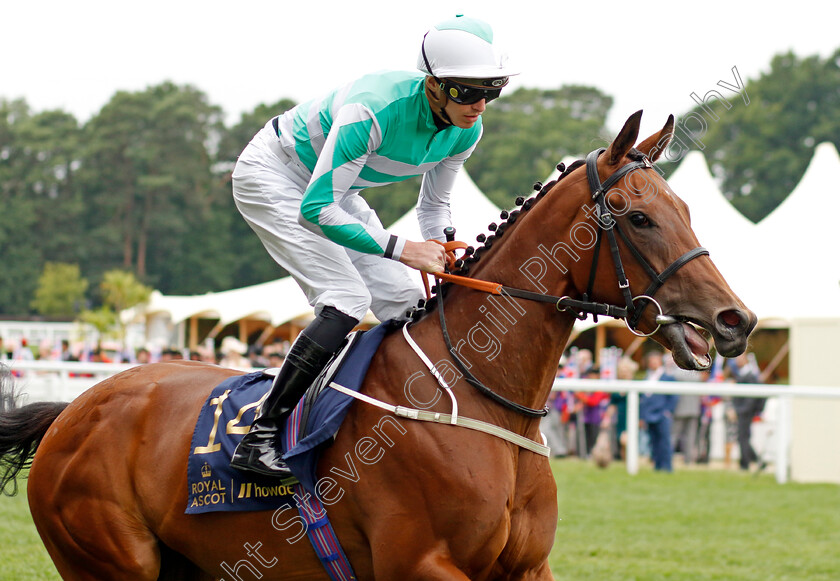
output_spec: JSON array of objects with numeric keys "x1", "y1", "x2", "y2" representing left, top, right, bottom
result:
[
  {"x1": 436, "y1": 284, "x2": 549, "y2": 418},
  {"x1": 422, "y1": 148, "x2": 709, "y2": 419}
]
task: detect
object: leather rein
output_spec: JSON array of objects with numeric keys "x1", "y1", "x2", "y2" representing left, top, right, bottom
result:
[{"x1": 424, "y1": 148, "x2": 709, "y2": 419}]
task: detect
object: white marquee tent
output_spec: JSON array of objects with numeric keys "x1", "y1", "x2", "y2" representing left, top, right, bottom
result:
[
  {"x1": 666, "y1": 151, "x2": 757, "y2": 299},
  {"x1": 653, "y1": 144, "x2": 840, "y2": 325},
  {"x1": 143, "y1": 277, "x2": 313, "y2": 331},
  {"x1": 751, "y1": 142, "x2": 840, "y2": 320}
]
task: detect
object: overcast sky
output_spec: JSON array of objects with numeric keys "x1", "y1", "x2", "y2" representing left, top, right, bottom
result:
[{"x1": 3, "y1": 0, "x2": 838, "y2": 137}]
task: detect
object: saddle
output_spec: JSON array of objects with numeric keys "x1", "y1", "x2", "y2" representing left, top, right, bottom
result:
[{"x1": 186, "y1": 322, "x2": 393, "y2": 514}]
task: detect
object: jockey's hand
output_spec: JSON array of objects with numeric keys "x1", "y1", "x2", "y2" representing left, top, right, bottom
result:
[{"x1": 399, "y1": 240, "x2": 448, "y2": 273}]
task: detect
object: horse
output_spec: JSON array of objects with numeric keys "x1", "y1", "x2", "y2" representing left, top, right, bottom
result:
[{"x1": 0, "y1": 111, "x2": 756, "y2": 580}]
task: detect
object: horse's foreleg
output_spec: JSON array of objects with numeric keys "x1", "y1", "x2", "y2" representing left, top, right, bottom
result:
[
  {"x1": 526, "y1": 561, "x2": 557, "y2": 580},
  {"x1": 486, "y1": 560, "x2": 556, "y2": 581},
  {"x1": 372, "y1": 550, "x2": 473, "y2": 581}
]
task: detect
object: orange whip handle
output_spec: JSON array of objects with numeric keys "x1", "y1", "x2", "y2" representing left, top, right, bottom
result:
[{"x1": 419, "y1": 239, "x2": 503, "y2": 299}]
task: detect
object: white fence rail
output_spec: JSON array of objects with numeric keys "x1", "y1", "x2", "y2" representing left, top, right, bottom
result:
[
  {"x1": 1, "y1": 360, "x2": 137, "y2": 404},
  {"x1": 554, "y1": 378, "x2": 840, "y2": 484},
  {"x1": 3, "y1": 360, "x2": 838, "y2": 484}
]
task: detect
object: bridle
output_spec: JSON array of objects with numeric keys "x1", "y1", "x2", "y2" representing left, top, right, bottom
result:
[
  {"x1": 426, "y1": 147, "x2": 709, "y2": 418},
  {"x1": 581, "y1": 147, "x2": 709, "y2": 334}
]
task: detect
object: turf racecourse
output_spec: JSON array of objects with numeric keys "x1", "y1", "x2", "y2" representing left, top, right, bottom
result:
[{"x1": 2, "y1": 460, "x2": 839, "y2": 580}]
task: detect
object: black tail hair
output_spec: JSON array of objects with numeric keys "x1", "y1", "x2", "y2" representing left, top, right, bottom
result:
[{"x1": 0, "y1": 364, "x2": 69, "y2": 495}]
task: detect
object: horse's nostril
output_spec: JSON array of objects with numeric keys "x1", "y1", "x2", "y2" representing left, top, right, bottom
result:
[{"x1": 719, "y1": 310, "x2": 742, "y2": 328}]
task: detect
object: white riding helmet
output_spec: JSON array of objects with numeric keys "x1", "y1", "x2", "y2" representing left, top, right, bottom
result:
[{"x1": 417, "y1": 15, "x2": 519, "y2": 81}]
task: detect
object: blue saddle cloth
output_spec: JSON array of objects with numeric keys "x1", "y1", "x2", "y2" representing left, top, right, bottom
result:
[{"x1": 185, "y1": 322, "x2": 391, "y2": 514}]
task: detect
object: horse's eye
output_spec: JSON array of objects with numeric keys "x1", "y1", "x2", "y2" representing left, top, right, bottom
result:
[{"x1": 629, "y1": 212, "x2": 652, "y2": 228}]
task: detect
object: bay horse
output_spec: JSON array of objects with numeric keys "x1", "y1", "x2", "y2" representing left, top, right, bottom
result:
[{"x1": 0, "y1": 111, "x2": 755, "y2": 580}]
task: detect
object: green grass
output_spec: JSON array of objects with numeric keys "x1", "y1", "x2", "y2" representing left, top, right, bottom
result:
[
  {"x1": 550, "y1": 461, "x2": 840, "y2": 580},
  {"x1": 1, "y1": 462, "x2": 839, "y2": 580},
  {"x1": 0, "y1": 481, "x2": 59, "y2": 580}
]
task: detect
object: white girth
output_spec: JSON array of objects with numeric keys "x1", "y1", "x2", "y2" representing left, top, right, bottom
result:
[{"x1": 327, "y1": 323, "x2": 550, "y2": 457}]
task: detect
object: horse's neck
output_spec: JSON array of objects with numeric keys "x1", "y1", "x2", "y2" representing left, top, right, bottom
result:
[
  {"x1": 426, "y1": 198, "x2": 584, "y2": 417},
  {"x1": 439, "y1": 286, "x2": 575, "y2": 410}
]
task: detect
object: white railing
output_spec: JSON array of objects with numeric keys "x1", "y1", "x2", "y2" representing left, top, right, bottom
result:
[
  {"x1": 1, "y1": 360, "x2": 137, "y2": 404},
  {"x1": 554, "y1": 378, "x2": 840, "y2": 484},
  {"x1": 4, "y1": 360, "x2": 838, "y2": 484}
]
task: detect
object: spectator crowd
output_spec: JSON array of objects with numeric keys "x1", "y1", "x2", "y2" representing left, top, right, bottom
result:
[
  {"x1": 0, "y1": 334, "x2": 290, "y2": 370},
  {"x1": 542, "y1": 346, "x2": 767, "y2": 473},
  {"x1": 2, "y1": 333, "x2": 768, "y2": 472}
]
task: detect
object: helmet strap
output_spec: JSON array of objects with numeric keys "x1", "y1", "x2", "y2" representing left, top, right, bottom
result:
[{"x1": 424, "y1": 77, "x2": 452, "y2": 126}]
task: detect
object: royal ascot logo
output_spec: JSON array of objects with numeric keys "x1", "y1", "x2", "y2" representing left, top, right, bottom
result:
[
  {"x1": 201, "y1": 462, "x2": 212, "y2": 478},
  {"x1": 189, "y1": 478, "x2": 228, "y2": 508}
]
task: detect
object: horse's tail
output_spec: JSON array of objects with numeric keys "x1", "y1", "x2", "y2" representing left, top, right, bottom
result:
[{"x1": 0, "y1": 363, "x2": 69, "y2": 496}]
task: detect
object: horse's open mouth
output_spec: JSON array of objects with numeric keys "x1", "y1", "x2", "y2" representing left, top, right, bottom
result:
[{"x1": 659, "y1": 318, "x2": 712, "y2": 370}]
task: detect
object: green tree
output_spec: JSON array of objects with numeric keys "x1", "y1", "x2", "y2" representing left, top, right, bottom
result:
[
  {"x1": 214, "y1": 99, "x2": 299, "y2": 289},
  {"x1": 31, "y1": 262, "x2": 89, "y2": 317},
  {"x1": 0, "y1": 81, "x2": 624, "y2": 308},
  {"x1": 79, "y1": 82, "x2": 229, "y2": 293},
  {"x1": 79, "y1": 270, "x2": 152, "y2": 343},
  {"x1": 469, "y1": 85, "x2": 614, "y2": 208},
  {"x1": 100, "y1": 269, "x2": 152, "y2": 315},
  {"x1": 0, "y1": 99, "x2": 83, "y2": 315},
  {"x1": 217, "y1": 99, "x2": 297, "y2": 166},
  {"x1": 0, "y1": 99, "x2": 36, "y2": 314},
  {"x1": 77, "y1": 307, "x2": 118, "y2": 340},
  {"x1": 676, "y1": 49, "x2": 840, "y2": 222},
  {"x1": 16, "y1": 109, "x2": 84, "y2": 262}
]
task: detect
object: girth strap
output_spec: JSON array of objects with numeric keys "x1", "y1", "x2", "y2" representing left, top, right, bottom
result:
[{"x1": 327, "y1": 382, "x2": 550, "y2": 457}]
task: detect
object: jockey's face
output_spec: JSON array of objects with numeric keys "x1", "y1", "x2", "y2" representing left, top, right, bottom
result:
[{"x1": 443, "y1": 98, "x2": 487, "y2": 129}]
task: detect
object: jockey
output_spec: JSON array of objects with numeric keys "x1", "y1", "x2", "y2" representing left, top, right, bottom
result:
[{"x1": 230, "y1": 15, "x2": 518, "y2": 477}]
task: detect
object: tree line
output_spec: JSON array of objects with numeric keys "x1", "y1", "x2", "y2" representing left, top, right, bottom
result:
[{"x1": 1, "y1": 47, "x2": 838, "y2": 317}]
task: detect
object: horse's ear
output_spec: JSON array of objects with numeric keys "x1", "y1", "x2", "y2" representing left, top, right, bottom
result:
[
  {"x1": 636, "y1": 114, "x2": 676, "y2": 162},
  {"x1": 605, "y1": 110, "x2": 643, "y2": 166}
]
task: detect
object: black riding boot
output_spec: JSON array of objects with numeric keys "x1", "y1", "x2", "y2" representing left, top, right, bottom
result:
[{"x1": 229, "y1": 306, "x2": 358, "y2": 477}]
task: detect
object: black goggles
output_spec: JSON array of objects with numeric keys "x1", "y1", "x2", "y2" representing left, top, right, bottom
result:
[{"x1": 437, "y1": 78, "x2": 504, "y2": 105}]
